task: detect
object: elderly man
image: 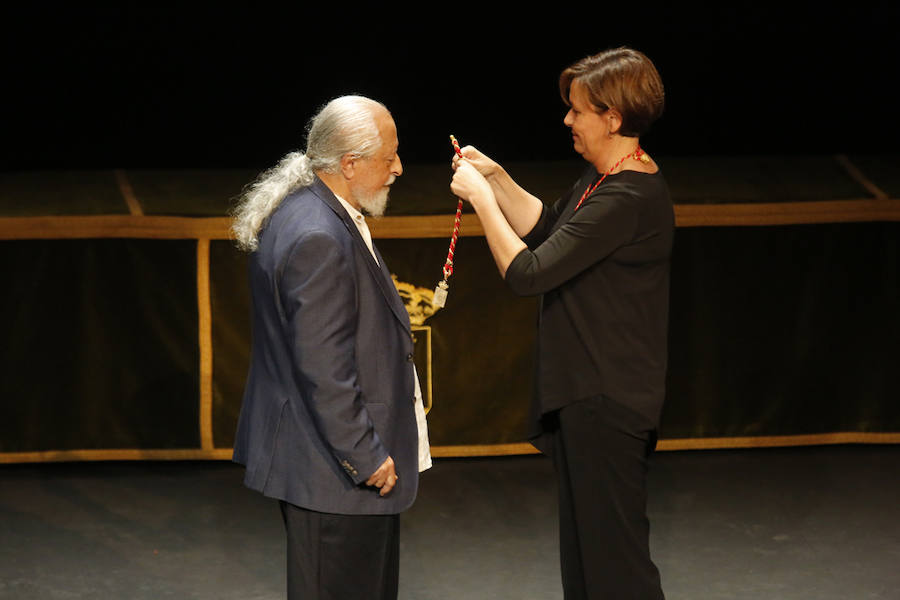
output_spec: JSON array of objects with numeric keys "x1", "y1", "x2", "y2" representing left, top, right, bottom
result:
[{"x1": 232, "y1": 95, "x2": 429, "y2": 600}]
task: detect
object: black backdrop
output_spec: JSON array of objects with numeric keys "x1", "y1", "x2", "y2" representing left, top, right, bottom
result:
[{"x1": 2, "y1": 5, "x2": 897, "y2": 171}]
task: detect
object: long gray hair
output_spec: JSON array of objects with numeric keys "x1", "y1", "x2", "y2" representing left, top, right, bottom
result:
[{"x1": 231, "y1": 95, "x2": 386, "y2": 251}]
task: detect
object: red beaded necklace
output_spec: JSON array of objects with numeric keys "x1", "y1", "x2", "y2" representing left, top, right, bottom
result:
[{"x1": 574, "y1": 147, "x2": 649, "y2": 211}]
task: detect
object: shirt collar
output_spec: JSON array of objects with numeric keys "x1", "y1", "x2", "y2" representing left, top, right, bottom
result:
[{"x1": 333, "y1": 193, "x2": 367, "y2": 225}]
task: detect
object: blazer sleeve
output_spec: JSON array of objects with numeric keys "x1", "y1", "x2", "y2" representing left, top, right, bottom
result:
[{"x1": 278, "y1": 228, "x2": 389, "y2": 484}]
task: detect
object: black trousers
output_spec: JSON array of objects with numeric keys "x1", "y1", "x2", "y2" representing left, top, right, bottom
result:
[
  {"x1": 546, "y1": 395, "x2": 665, "y2": 600},
  {"x1": 279, "y1": 501, "x2": 400, "y2": 600}
]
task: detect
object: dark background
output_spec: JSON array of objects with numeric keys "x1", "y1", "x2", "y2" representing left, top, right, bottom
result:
[{"x1": 2, "y1": 5, "x2": 897, "y2": 171}]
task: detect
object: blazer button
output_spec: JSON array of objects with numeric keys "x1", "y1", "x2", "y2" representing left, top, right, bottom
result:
[{"x1": 406, "y1": 353, "x2": 414, "y2": 362}]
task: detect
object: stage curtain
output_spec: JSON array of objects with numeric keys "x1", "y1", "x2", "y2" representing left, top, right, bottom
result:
[
  {"x1": 0, "y1": 239, "x2": 200, "y2": 452},
  {"x1": 1, "y1": 156, "x2": 898, "y2": 461}
]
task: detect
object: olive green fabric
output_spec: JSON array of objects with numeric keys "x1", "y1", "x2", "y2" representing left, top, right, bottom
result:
[
  {"x1": 664, "y1": 155, "x2": 867, "y2": 204},
  {"x1": 844, "y1": 155, "x2": 900, "y2": 198},
  {"x1": 1, "y1": 156, "x2": 898, "y2": 459},
  {"x1": 0, "y1": 239, "x2": 199, "y2": 451},
  {"x1": 0, "y1": 171, "x2": 128, "y2": 216},
  {"x1": 129, "y1": 169, "x2": 259, "y2": 216},
  {"x1": 663, "y1": 222, "x2": 900, "y2": 438}
]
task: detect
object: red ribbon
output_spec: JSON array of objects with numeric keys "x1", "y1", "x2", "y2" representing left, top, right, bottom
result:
[{"x1": 443, "y1": 136, "x2": 465, "y2": 279}]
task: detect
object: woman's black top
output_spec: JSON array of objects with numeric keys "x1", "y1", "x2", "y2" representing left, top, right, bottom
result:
[{"x1": 505, "y1": 166, "x2": 674, "y2": 435}]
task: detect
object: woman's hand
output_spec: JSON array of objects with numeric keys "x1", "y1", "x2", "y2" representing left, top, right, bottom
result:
[
  {"x1": 451, "y1": 158, "x2": 527, "y2": 278},
  {"x1": 452, "y1": 145, "x2": 500, "y2": 178},
  {"x1": 451, "y1": 160, "x2": 495, "y2": 209}
]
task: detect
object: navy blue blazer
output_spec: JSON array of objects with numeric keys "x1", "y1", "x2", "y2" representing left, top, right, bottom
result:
[{"x1": 233, "y1": 177, "x2": 419, "y2": 515}]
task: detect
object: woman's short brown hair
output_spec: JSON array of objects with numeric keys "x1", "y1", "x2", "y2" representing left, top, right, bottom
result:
[{"x1": 559, "y1": 47, "x2": 664, "y2": 137}]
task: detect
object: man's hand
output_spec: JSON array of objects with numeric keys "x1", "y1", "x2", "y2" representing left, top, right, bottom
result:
[{"x1": 365, "y1": 456, "x2": 398, "y2": 497}]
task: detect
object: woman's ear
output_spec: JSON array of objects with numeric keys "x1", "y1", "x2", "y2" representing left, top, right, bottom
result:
[{"x1": 607, "y1": 108, "x2": 623, "y2": 137}]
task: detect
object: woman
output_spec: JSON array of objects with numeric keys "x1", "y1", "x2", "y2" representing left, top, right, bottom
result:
[{"x1": 450, "y1": 47, "x2": 671, "y2": 599}]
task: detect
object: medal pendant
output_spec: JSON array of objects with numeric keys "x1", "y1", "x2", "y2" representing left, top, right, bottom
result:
[{"x1": 432, "y1": 280, "x2": 449, "y2": 308}]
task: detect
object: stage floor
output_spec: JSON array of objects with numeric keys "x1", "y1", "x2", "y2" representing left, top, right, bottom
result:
[{"x1": 1, "y1": 446, "x2": 898, "y2": 599}]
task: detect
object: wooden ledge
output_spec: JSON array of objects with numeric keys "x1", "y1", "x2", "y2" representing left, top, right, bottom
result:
[
  {"x1": 1, "y1": 200, "x2": 899, "y2": 241},
  {"x1": 2, "y1": 432, "x2": 897, "y2": 464},
  {"x1": 675, "y1": 199, "x2": 900, "y2": 227}
]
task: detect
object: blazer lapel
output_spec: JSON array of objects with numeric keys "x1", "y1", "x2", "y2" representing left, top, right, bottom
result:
[
  {"x1": 372, "y1": 243, "x2": 411, "y2": 330},
  {"x1": 311, "y1": 178, "x2": 411, "y2": 333}
]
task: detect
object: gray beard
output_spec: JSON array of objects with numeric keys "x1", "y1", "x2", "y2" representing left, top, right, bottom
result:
[{"x1": 354, "y1": 186, "x2": 390, "y2": 217}]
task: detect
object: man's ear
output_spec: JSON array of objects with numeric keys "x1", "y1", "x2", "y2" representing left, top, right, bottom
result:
[{"x1": 340, "y1": 154, "x2": 356, "y2": 179}]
